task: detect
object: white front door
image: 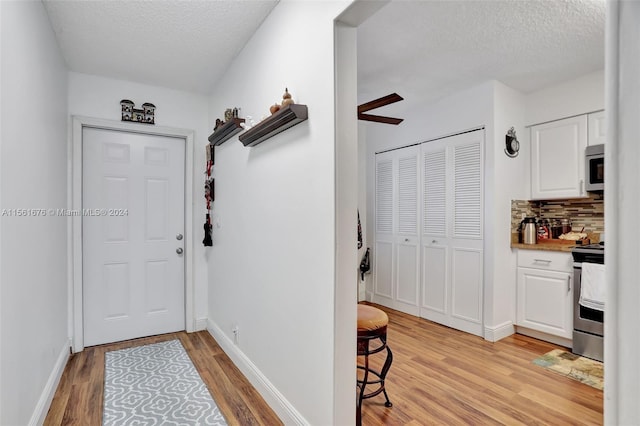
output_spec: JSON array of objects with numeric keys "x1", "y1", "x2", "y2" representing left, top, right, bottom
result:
[{"x1": 82, "y1": 127, "x2": 185, "y2": 347}]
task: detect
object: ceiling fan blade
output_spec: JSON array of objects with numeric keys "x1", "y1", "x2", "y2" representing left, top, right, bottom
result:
[
  {"x1": 358, "y1": 113, "x2": 404, "y2": 125},
  {"x1": 358, "y1": 93, "x2": 404, "y2": 114}
]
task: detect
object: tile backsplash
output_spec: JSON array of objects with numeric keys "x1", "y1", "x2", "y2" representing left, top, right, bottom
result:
[{"x1": 511, "y1": 193, "x2": 604, "y2": 234}]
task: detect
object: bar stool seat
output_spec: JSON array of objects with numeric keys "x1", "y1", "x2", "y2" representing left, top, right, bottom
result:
[{"x1": 356, "y1": 304, "x2": 393, "y2": 425}]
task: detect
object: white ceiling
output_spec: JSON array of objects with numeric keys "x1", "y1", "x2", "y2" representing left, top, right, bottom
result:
[
  {"x1": 357, "y1": 0, "x2": 605, "y2": 113},
  {"x1": 43, "y1": 0, "x2": 605, "y2": 105},
  {"x1": 43, "y1": 0, "x2": 279, "y2": 94}
]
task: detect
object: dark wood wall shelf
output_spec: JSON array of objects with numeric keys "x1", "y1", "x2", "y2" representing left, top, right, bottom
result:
[
  {"x1": 239, "y1": 104, "x2": 308, "y2": 147},
  {"x1": 208, "y1": 118, "x2": 245, "y2": 146}
]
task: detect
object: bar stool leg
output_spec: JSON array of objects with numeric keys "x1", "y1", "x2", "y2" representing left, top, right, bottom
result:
[{"x1": 380, "y1": 343, "x2": 393, "y2": 407}]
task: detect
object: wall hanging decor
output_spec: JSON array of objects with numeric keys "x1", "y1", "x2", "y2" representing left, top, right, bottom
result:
[
  {"x1": 203, "y1": 144, "x2": 214, "y2": 247},
  {"x1": 120, "y1": 99, "x2": 155, "y2": 124},
  {"x1": 505, "y1": 126, "x2": 520, "y2": 157}
]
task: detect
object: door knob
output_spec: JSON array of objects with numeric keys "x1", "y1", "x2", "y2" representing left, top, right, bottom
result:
[
  {"x1": 176, "y1": 233, "x2": 183, "y2": 241},
  {"x1": 176, "y1": 248, "x2": 183, "y2": 254}
]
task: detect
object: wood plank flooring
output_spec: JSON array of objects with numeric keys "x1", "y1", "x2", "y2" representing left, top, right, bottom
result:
[
  {"x1": 360, "y1": 303, "x2": 603, "y2": 426},
  {"x1": 43, "y1": 331, "x2": 282, "y2": 426},
  {"x1": 45, "y1": 305, "x2": 603, "y2": 425}
]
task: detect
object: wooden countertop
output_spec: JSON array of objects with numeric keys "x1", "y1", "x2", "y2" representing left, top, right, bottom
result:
[
  {"x1": 510, "y1": 241, "x2": 576, "y2": 252},
  {"x1": 509, "y1": 232, "x2": 598, "y2": 253}
]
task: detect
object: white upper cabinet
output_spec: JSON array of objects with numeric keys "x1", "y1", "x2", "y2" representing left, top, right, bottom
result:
[
  {"x1": 530, "y1": 115, "x2": 588, "y2": 200},
  {"x1": 588, "y1": 110, "x2": 606, "y2": 146}
]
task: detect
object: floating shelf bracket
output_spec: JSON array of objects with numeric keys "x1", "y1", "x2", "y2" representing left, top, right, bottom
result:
[
  {"x1": 208, "y1": 118, "x2": 245, "y2": 146},
  {"x1": 239, "y1": 104, "x2": 308, "y2": 147}
]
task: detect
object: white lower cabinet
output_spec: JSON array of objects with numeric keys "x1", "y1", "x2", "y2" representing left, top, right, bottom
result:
[{"x1": 516, "y1": 250, "x2": 573, "y2": 339}]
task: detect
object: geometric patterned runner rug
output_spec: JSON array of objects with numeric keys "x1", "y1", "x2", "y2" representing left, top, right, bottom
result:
[
  {"x1": 103, "y1": 339, "x2": 228, "y2": 426},
  {"x1": 532, "y1": 349, "x2": 604, "y2": 391}
]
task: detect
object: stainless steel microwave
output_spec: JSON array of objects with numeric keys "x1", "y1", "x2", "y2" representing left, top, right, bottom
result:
[{"x1": 585, "y1": 144, "x2": 604, "y2": 192}]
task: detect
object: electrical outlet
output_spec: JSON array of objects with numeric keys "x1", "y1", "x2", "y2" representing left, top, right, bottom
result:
[{"x1": 232, "y1": 325, "x2": 239, "y2": 344}]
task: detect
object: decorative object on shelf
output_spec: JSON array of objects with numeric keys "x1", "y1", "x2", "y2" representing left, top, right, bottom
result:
[
  {"x1": 224, "y1": 108, "x2": 233, "y2": 122},
  {"x1": 270, "y1": 103, "x2": 281, "y2": 115},
  {"x1": 240, "y1": 116, "x2": 255, "y2": 130},
  {"x1": 281, "y1": 87, "x2": 294, "y2": 107},
  {"x1": 214, "y1": 118, "x2": 224, "y2": 130},
  {"x1": 505, "y1": 126, "x2": 520, "y2": 157},
  {"x1": 120, "y1": 99, "x2": 155, "y2": 124},
  {"x1": 357, "y1": 93, "x2": 404, "y2": 125},
  {"x1": 239, "y1": 104, "x2": 308, "y2": 147},
  {"x1": 208, "y1": 117, "x2": 246, "y2": 146}
]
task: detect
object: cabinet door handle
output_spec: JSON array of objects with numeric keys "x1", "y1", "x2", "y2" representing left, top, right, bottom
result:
[
  {"x1": 567, "y1": 275, "x2": 571, "y2": 292},
  {"x1": 533, "y1": 259, "x2": 552, "y2": 264}
]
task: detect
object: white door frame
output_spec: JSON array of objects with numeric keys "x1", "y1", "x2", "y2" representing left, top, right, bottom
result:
[{"x1": 69, "y1": 116, "x2": 195, "y2": 352}]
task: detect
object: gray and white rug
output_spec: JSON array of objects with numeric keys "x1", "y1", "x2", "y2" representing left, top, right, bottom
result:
[{"x1": 103, "y1": 339, "x2": 227, "y2": 426}]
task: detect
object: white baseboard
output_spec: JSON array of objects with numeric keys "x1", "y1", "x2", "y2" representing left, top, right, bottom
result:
[
  {"x1": 206, "y1": 320, "x2": 307, "y2": 425},
  {"x1": 29, "y1": 339, "x2": 70, "y2": 426},
  {"x1": 484, "y1": 321, "x2": 515, "y2": 342},
  {"x1": 194, "y1": 317, "x2": 208, "y2": 331}
]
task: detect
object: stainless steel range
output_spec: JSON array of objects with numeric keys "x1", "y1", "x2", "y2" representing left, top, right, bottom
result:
[{"x1": 571, "y1": 242, "x2": 604, "y2": 362}]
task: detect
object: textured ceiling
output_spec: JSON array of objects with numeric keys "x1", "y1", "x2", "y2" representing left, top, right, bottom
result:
[
  {"x1": 43, "y1": 0, "x2": 279, "y2": 94},
  {"x1": 357, "y1": 0, "x2": 605, "y2": 112},
  {"x1": 43, "y1": 0, "x2": 605, "y2": 102}
]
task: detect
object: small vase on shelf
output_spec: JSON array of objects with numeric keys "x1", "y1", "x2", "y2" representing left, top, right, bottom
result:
[{"x1": 281, "y1": 88, "x2": 294, "y2": 107}]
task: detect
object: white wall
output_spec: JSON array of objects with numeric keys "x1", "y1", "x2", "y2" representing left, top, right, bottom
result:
[
  {"x1": 205, "y1": 2, "x2": 351, "y2": 424},
  {"x1": 525, "y1": 70, "x2": 604, "y2": 126},
  {"x1": 487, "y1": 81, "x2": 527, "y2": 339},
  {"x1": 67, "y1": 72, "x2": 210, "y2": 327},
  {"x1": 0, "y1": 2, "x2": 69, "y2": 424},
  {"x1": 605, "y1": 0, "x2": 640, "y2": 422}
]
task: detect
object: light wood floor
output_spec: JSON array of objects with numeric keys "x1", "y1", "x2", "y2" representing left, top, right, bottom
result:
[
  {"x1": 360, "y1": 303, "x2": 603, "y2": 426},
  {"x1": 45, "y1": 305, "x2": 603, "y2": 425},
  {"x1": 43, "y1": 331, "x2": 282, "y2": 426}
]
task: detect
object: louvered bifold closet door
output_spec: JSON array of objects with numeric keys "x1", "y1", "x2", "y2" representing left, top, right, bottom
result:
[
  {"x1": 420, "y1": 130, "x2": 484, "y2": 337},
  {"x1": 395, "y1": 150, "x2": 420, "y2": 310},
  {"x1": 450, "y1": 131, "x2": 483, "y2": 336},
  {"x1": 374, "y1": 154, "x2": 394, "y2": 301},
  {"x1": 420, "y1": 141, "x2": 449, "y2": 324},
  {"x1": 373, "y1": 146, "x2": 420, "y2": 315}
]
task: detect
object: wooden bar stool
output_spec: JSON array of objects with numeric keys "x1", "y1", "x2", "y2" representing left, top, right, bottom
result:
[{"x1": 356, "y1": 304, "x2": 393, "y2": 425}]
